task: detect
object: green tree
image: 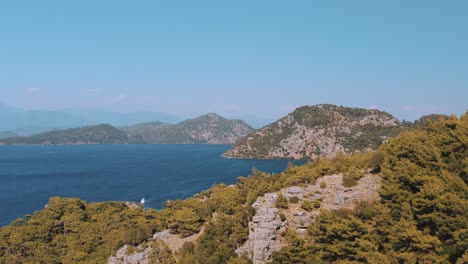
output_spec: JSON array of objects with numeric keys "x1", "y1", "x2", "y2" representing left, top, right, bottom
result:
[
  {"x1": 275, "y1": 193, "x2": 288, "y2": 209},
  {"x1": 167, "y1": 208, "x2": 202, "y2": 237}
]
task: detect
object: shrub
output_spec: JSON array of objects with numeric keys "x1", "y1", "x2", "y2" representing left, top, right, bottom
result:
[
  {"x1": 275, "y1": 194, "x2": 288, "y2": 209},
  {"x1": 342, "y1": 165, "x2": 363, "y2": 187},
  {"x1": 301, "y1": 200, "x2": 313, "y2": 211},
  {"x1": 289, "y1": 196, "x2": 299, "y2": 203},
  {"x1": 313, "y1": 199, "x2": 322, "y2": 209},
  {"x1": 342, "y1": 177, "x2": 357, "y2": 187},
  {"x1": 368, "y1": 151, "x2": 385, "y2": 172},
  {"x1": 279, "y1": 213, "x2": 287, "y2": 222}
]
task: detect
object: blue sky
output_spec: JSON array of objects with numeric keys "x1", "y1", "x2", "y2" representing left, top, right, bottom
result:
[{"x1": 0, "y1": 0, "x2": 467, "y2": 121}]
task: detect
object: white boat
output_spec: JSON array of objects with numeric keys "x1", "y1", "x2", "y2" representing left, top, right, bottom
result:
[{"x1": 140, "y1": 198, "x2": 145, "y2": 204}]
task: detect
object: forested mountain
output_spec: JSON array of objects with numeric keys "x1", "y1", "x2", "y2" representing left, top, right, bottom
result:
[
  {"x1": 121, "y1": 113, "x2": 254, "y2": 144},
  {"x1": 0, "y1": 124, "x2": 128, "y2": 144},
  {"x1": 0, "y1": 113, "x2": 466, "y2": 263},
  {"x1": 0, "y1": 114, "x2": 253, "y2": 145},
  {"x1": 225, "y1": 104, "x2": 403, "y2": 159}
]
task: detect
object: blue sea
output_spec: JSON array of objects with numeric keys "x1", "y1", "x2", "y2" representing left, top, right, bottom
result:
[{"x1": 0, "y1": 145, "x2": 303, "y2": 226}]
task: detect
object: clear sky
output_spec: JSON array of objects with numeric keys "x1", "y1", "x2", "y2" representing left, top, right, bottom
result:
[{"x1": 0, "y1": 0, "x2": 467, "y2": 121}]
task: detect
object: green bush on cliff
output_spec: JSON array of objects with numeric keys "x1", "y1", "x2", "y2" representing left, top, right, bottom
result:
[
  {"x1": 300, "y1": 200, "x2": 313, "y2": 211},
  {"x1": 275, "y1": 193, "x2": 289, "y2": 209},
  {"x1": 342, "y1": 165, "x2": 364, "y2": 187}
]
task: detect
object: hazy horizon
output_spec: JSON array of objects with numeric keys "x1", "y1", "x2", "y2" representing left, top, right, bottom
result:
[
  {"x1": 1, "y1": 1, "x2": 467, "y2": 124},
  {"x1": 1, "y1": 100, "x2": 466, "y2": 126}
]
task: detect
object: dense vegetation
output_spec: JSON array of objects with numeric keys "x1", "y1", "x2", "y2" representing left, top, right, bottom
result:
[
  {"x1": 0, "y1": 124, "x2": 128, "y2": 144},
  {"x1": 271, "y1": 114, "x2": 467, "y2": 263},
  {"x1": 340, "y1": 123, "x2": 404, "y2": 153},
  {"x1": 0, "y1": 114, "x2": 466, "y2": 263},
  {"x1": 0, "y1": 199, "x2": 162, "y2": 263}
]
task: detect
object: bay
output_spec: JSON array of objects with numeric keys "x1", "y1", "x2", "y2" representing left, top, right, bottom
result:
[{"x1": 0, "y1": 144, "x2": 303, "y2": 226}]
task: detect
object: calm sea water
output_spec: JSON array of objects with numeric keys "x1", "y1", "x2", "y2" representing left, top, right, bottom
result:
[{"x1": 0, "y1": 144, "x2": 303, "y2": 226}]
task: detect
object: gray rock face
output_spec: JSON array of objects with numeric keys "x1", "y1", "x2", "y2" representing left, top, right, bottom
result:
[
  {"x1": 109, "y1": 227, "x2": 205, "y2": 264},
  {"x1": 236, "y1": 173, "x2": 381, "y2": 264},
  {"x1": 236, "y1": 193, "x2": 286, "y2": 263},
  {"x1": 108, "y1": 245, "x2": 152, "y2": 264}
]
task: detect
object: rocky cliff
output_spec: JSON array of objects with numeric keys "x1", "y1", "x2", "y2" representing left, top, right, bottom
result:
[
  {"x1": 108, "y1": 173, "x2": 381, "y2": 264},
  {"x1": 109, "y1": 228, "x2": 205, "y2": 264},
  {"x1": 236, "y1": 173, "x2": 381, "y2": 264},
  {"x1": 225, "y1": 104, "x2": 401, "y2": 159}
]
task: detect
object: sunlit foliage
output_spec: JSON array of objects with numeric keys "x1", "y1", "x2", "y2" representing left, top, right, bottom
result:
[{"x1": 0, "y1": 114, "x2": 466, "y2": 263}]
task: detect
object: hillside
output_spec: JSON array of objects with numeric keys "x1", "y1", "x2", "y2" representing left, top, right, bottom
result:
[
  {"x1": 0, "y1": 114, "x2": 253, "y2": 145},
  {"x1": 0, "y1": 131, "x2": 16, "y2": 139},
  {"x1": 0, "y1": 113, "x2": 466, "y2": 263},
  {"x1": 225, "y1": 104, "x2": 403, "y2": 159},
  {"x1": 122, "y1": 113, "x2": 254, "y2": 144},
  {"x1": 0, "y1": 124, "x2": 129, "y2": 144},
  {"x1": 120, "y1": 121, "x2": 168, "y2": 143}
]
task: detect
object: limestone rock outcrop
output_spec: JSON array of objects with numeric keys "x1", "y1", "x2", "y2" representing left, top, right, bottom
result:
[
  {"x1": 236, "y1": 173, "x2": 381, "y2": 264},
  {"x1": 108, "y1": 227, "x2": 205, "y2": 264},
  {"x1": 225, "y1": 104, "x2": 401, "y2": 159},
  {"x1": 109, "y1": 244, "x2": 152, "y2": 264}
]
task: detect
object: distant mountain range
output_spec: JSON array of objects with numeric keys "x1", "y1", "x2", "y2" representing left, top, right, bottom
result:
[
  {"x1": 0, "y1": 103, "x2": 270, "y2": 135},
  {"x1": 121, "y1": 113, "x2": 253, "y2": 144},
  {"x1": 0, "y1": 131, "x2": 17, "y2": 139},
  {"x1": 0, "y1": 103, "x2": 182, "y2": 135},
  {"x1": 0, "y1": 113, "x2": 253, "y2": 145},
  {"x1": 224, "y1": 104, "x2": 405, "y2": 159},
  {"x1": 0, "y1": 104, "x2": 449, "y2": 153},
  {"x1": 0, "y1": 124, "x2": 128, "y2": 145}
]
